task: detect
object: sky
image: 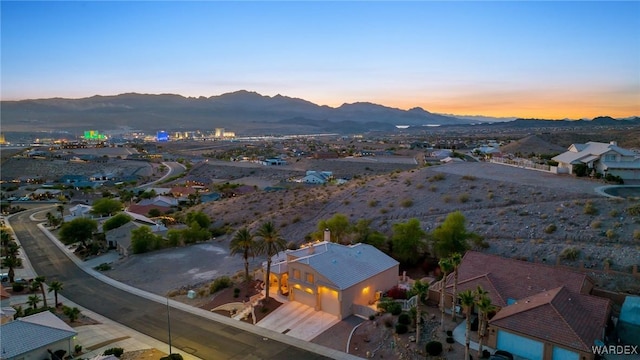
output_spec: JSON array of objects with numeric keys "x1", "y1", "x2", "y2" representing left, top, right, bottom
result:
[{"x1": 1, "y1": 1, "x2": 639, "y2": 119}]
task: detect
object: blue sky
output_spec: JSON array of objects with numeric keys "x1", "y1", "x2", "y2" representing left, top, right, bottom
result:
[{"x1": 1, "y1": 1, "x2": 639, "y2": 118}]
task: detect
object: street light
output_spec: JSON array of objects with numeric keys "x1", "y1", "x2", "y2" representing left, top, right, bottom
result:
[{"x1": 167, "y1": 297, "x2": 172, "y2": 355}]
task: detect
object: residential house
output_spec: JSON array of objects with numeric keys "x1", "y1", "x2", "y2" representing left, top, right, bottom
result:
[
  {"x1": 552, "y1": 141, "x2": 640, "y2": 180},
  {"x1": 266, "y1": 241, "x2": 399, "y2": 319},
  {"x1": 0, "y1": 286, "x2": 15, "y2": 324},
  {"x1": 0, "y1": 311, "x2": 77, "y2": 360},
  {"x1": 260, "y1": 158, "x2": 287, "y2": 166},
  {"x1": 138, "y1": 195, "x2": 178, "y2": 207},
  {"x1": 302, "y1": 171, "x2": 333, "y2": 184},
  {"x1": 105, "y1": 211, "x2": 166, "y2": 256},
  {"x1": 430, "y1": 251, "x2": 610, "y2": 360},
  {"x1": 59, "y1": 174, "x2": 88, "y2": 184},
  {"x1": 200, "y1": 192, "x2": 221, "y2": 203},
  {"x1": 64, "y1": 204, "x2": 93, "y2": 221},
  {"x1": 617, "y1": 296, "x2": 640, "y2": 346}
]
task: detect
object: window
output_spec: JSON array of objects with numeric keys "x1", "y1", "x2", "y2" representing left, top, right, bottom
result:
[
  {"x1": 293, "y1": 269, "x2": 300, "y2": 280},
  {"x1": 605, "y1": 154, "x2": 616, "y2": 162},
  {"x1": 306, "y1": 273, "x2": 314, "y2": 283}
]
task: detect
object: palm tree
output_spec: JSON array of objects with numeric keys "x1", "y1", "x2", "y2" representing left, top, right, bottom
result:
[
  {"x1": 63, "y1": 306, "x2": 81, "y2": 322},
  {"x1": 34, "y1": 276, "x2": 47, "y2": 308},
  {"x1": 57, "y1": 204, "x2": 65, "y2": 220},
  {"x1": 476, "y1": 292, "x2": 496, "y2": 358},
  {"x1": 438, "y1": 257, "x2": 454, "y2": 331},
  {"x1": 27, "y1": 294, "x2": 41, "y2": 309},
  {"x1": 410, "y1": 279, "x2": 429, "y2": 345},
  {"x1": 230, "y1": 227, "x2": 257, "y2": 281},
  {"x1": 1, "y1": 255, "x2": 22, "y2": 283},
  {"x1": 450, "y1": 252, "x2": 462, "y2": 321},
  {"x1": 48, "y1": 280, "x2": 64, "y2": 307},
  {"x1": 458, "y1": 289, "x2": 476, "y2": 360},
  {"x1": 255, "y1": 221, "x2": 287, "y2": 303}
]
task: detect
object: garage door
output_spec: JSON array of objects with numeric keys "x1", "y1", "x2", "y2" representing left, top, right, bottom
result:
[
  {"x1": 552, "y1": 346, "x2": 579, "y2": 360},
  {"x1": 497, "y1": 330, "x2": 543, "y2": 360},
  {"x1": 292, "y1": 287, "x2": 316, "y2": 308},
  {"x1": 319, "y1": 287, "x2": 340, "y2": 317}
]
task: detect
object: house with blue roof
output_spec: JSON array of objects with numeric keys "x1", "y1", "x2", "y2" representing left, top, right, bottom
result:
[
  {"x1": 266, "y1": 240, "x2": 399, "y2": 319},
  {"x1": 0, "y1": 311, "x2": 77, "y2": 360}
]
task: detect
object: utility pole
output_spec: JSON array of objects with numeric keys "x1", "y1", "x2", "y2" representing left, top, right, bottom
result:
[{"x1": 167, "y1": 297, "x2": 172, "y2": 355}]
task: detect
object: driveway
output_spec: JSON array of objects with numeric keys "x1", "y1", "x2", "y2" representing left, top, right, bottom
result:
[{"x1": 257, "y1": 301, "x2": 340, "y2": 341}]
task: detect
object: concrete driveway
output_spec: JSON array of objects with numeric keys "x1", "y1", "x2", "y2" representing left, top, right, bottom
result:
[{"x1": 257, "y1": 301, "x2": 340, "y2": 341}]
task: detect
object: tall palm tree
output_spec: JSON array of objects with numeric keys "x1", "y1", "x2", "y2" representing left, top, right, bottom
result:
[
  {"x1": 411, "y1": 279, "x2": 429, "y2": 345},
  {"x1": 34, "y1": 276, "x2": 47, "y2": 308},
  {"x1": 438, "y1": 257, "x2": 454, "y2": 331},
  {"x1": 230, "y1": 227, "x2": 257, "y2": 281},
  {"x1": 476, "y1": 292, "x2": 496, "y2": 358},
  {"x1": 57, "y1": 204, "x2": 65, "y2": 220},
  {"x1": 48, "y1": 280, "x2": 64, "y2": 307},
  {"x1": 450, "y1": 252, "x2": 462, "y2": 321},
  {"x1": 1, "y1": 255, "x2": 22, "y2": 283},
  {"x1": 255, "y1": 221, "x2": 287, "y2": 304},
  {"x1": 458, "y1": 289, "x2": 476, "y2": 360},
  {"x1": 27, "y1": 294, "x2": 41, "y2": 309}
]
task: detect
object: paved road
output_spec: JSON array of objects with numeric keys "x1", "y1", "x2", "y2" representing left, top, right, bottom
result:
[{"x1": 9, "y1": 208, "x2": 335, "y2": 360}]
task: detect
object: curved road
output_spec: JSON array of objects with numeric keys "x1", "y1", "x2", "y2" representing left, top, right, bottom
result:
[{"x1": 9, "y1": 208, "x2": 334, "y2": 360}]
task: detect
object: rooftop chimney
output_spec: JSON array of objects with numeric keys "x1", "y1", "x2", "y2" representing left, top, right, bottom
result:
[
  {"x1": 610, "y1": 141, "x2": 618, "y2": 146},
  {"x1": 324, "y1": 228, "x2": 331, "y2": 242}
]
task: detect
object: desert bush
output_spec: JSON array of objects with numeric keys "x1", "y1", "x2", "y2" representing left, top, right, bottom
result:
[
  {"x1": 560, "y1": 247, "x2": 580, "y2": 261},
  {"x1": 209, "y1": 276, "x2": 232, "y2": 294},
  {"x1": 544, "y1": 224, "x2": 557, "y2": 234},
  {"x1": 380, "y1": 208, "x2": 388, "y2": 214},
  {"x1": 429, "y1": 185, "x2": 437, "y2": 192},
  {"x1": 473, "y1": 237, "x2": 490, "y2": 249},
  {"x1": 400, "y1": 199, "x2": 413, "y2": 208},
  {"x1": 383, "y1": 314, "x2": 395, "y2": 328},
  {"x1": 428, "y1": 173, "x2": 446, "y2": 182},
  {"x1": 12, "y1": 283, "x2": 24, "y2": 292},
  {"x1": 395, "y1": 323, "x2": 408, "y2": 334},
  {"x1": 425, "y1": 341, "x2": 443, "y2": 356},
  {"x1": 398, "y1": 312, "x2": 411, "y2": 325},
  {"x1": 103, "y1": 348, "x2": 124, "y2": 358},
  {"x1": 584, "y1": 201, "x2": 598, "y2": 215},
  {"x1": 458, "y1": 193, "x2": 470, "y2": 203},
  {"x1": 442, "y1": 195, "x2": 451, "y2": 203},
  {"x1": 368, "y1": 200, "x2": 379, "y2": 207},
  {"x1": 591, "y1": 220, "x2": 602, "y2": 229},
  {"x1": 416, "y1": 183, "x2": 424, "y2": 189},
  {"x1": 634, "y1": 229, "x2": 640, "y2": 241},
  {"x1": 369, "y1": 314, "x2": 375, "y2": 321},
  {"x1": 487, "y1": 191, "x2": 494, "y2": 200},
  {"x1": 609, "y1": 209, "x2": 620, "y2": 217},
  {"x1": 606, "y1": 229, "x2": 617, "y2": 240},
  {"x1": 390, "y1": 305, "x2": 402, "y2": 316},
  {"x1": 627, "y1": 203, "x2": 640, "y2": 216},
  {"x1": 462, "y1": 175, "x2": 476, "y2": 181}
]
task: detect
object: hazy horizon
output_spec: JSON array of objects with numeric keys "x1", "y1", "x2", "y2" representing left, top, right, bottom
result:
[{"x1": 2, "y1": 1, "x2": 638, "y2": 119}]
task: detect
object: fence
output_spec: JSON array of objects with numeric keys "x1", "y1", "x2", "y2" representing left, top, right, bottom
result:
[{"x1": 490, "y1": 157, "x2": 552, "y2": 172}]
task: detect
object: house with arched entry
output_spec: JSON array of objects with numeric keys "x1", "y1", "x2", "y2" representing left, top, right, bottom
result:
[{"x1": 265, "y1": 240, "x2": 399, "y2": 319}]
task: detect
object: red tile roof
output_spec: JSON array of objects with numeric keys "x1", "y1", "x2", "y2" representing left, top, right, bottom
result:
[
  {"x1": 490, "y1": 286, "x2": 610, "y2": 352},
  {"x1": 433, "y1": 252, "x2": 592, "y2": 307}
]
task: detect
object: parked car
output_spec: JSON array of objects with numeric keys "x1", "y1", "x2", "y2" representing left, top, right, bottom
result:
[
  {"x1": 490, "y1": 350, "x2": 514, "y2": 360},
  {"x1": 0, "y1": 273, "x2": 9, "y2": 282}
]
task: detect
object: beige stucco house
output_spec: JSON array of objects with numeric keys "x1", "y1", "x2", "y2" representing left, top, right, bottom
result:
[
  {"x1": 266, "y1": 241, "x2": 399, "y2": 319},
  {"x1": 552, "y1": 141, "x2": 640, "y2": 180}
]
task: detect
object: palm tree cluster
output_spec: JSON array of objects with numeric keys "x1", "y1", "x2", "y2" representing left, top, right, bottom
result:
[
  {"x1": 229, "y1": 221, "x2": 287, "y2": 303},
  {"x1": 1, "y1": 227, "x2": 22, "y2": 283},
  {"x1": 458, "y1": 286, "x2": 496, "y2": 360}
]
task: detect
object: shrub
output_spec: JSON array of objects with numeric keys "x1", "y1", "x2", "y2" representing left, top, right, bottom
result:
[
  {"x1": 544, "y1": 224, "x2": 557, "y2": 234},
  {"x1": 160, "y1": 354, "x2": 184, "y2": 360},
  {"x1": 75, "y1": 344, "x2": 83, "y2": 354},
  {"x1": 627, "y1": 203, "x2": 640, "y2": 216},
  {"x1": 487, "y1": 192, "x2": 494, "y2": 200},
  {"x1": 634, "y1": 229, "x2": 640, "y2": 241},
  {"x1": 446, "y1": 330, "x2": 453, "y2": 337},
  {"x1": 428, "y1": 173, "x2": 446, "y2": 182},
  {"x1": 400, "y1": 199, "x2": 413, "y2": 208},
  {"x1": 209, "y1": 276, "x2": 232, "y2": 294},
  {"x1": 94, "y1": 263, "x2": 111, "y2": 271},
  {"x1": 609, "y1": 209, "x2": 620, "y2": 217},
  {"x1": 368, "y1": 200, "x2": 379, "y2": 207},
  {"x1": 368, "y1": 314, "x2": 375, "y2": 321},
  {"x1": 446, "y1": 337, "x2": 455, "y2": 344},
  {"x1": 458, "y1": 193, "x2": 470, "y2": 203},
  {"x1": 103, "y1": 347, "x2": 124, "y2": 358},
  {"x1": 560, "y1": 247, "x2": 580, "y2": 261},
  {"x1": 390, "y1": 304, "x2": 402, "y2": 316},
  {"x1": 398, "y1": 312, "x2": 411, "y2": 325},
  {"x1": 429, "y1": 185, "x2": 437, "y2": 192},
  {"x1": 383, "y1": 315, "x2": 394, "y2": 328},
  {"x1": 425, "y1": 341, "x2": 443, "y2": 356},
  {"x1": 584, "y1": 201, "x2": 598, "y2": 215},
  {"x1": 462, "y1": 175, "x2": 476, "y2": 181},
  {"x1": 606, "y1": 229, "x2": 617, "y2": 240},
  {"x1": 591, "y1": 220, "x2": 602, "y2": 229},
  {"x1": 395, "y1": 323, "x2": 408, "y2": 334},
  {"x1": 12, "y1": 283, "x2": 24, "y2": 292},
  {"x1": 442, "y1": 195, "x2": 451, "y2": 203},
  {"x1": 386, "y1": 286, "x2": 407, "y2": 300}
]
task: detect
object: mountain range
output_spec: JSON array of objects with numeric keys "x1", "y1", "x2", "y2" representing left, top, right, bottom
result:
[{"x1": 1, "y1": 91, "x2": 638, "y2": 135}]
